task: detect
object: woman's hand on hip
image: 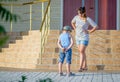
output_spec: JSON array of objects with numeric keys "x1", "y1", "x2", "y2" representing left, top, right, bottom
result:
[{"x1": 83, "y1": 30, "x2": 89, "y2": 34}]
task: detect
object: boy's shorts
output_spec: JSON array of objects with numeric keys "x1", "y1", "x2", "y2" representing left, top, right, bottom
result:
[
  {"x1": 59, "y1": 48, "x2": 72, "y2": 64},
  {"x1": 76, "y1": 40, "x2": 89, "y2": 46}
]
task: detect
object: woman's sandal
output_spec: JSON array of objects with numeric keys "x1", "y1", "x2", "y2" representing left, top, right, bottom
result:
[
  {"x1": 82, "y1": 68, "x2": 88, "y2": 71},
  {"x1": 78, "y1": 68, "x2": 83, "y2": 72}
]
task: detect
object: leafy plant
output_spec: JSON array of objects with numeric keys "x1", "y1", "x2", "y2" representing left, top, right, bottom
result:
[
  {"x1": 18, "y1": 75, "x2": 27, "y2": 82},
  {"x1": 36, "y1": 78, "x2": 53, "y2": 82},
  {"x1": 18, "y1": 76, "x2": 53, "y2": 82},
  {"x1": 0, "y1": 0, "x2": 19, "y2": 47},
  {"x1": 0, "y1": 4, "x2": 20, "y2": 22}
]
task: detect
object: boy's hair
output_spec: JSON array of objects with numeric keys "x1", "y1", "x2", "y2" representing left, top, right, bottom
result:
[{"x1": 62, "y1": 26, "x2": 72, "y2": 32}]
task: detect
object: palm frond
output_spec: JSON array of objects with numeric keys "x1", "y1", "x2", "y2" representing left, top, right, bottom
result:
[
  {"x1": 0, "y1": 0, "x2": 17, "y2": 2},
  {"x1": 0, "y1": 0, "x2": 18, "y2": 47},
  {"x1": 0, "y1": 5, "x2": 20, "y2": 22}
]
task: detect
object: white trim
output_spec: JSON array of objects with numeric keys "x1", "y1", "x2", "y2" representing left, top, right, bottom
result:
[
  {"x1": 42, "y1": 2, "x2": 44, "y2": 20},
  {"x1": 82, "y1": 0, "x2": 85, "y2": 7},
  {"x1": 60, "y1": 0, "x2": 63, "y2": 30},
  {"x1": 117, "y1": 0, "x2": 120, "y2": 30},
  {"x1": 10, "y1": 5, "x2": 13, "y2": 32},
  {"x1": 30, "y1": 5, "x2": 32, "y2": 30},
  {"x1": 95, "y1": 0, "x2": 98, "y2": 24}
]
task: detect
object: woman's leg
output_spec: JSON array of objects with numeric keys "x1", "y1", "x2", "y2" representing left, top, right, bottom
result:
[
  {"x1": 78, "y1": 44, "x2": 87, "y2": 70},
  {"x1": 82, "y1": 52, "x2": 87, "y2": 69}
]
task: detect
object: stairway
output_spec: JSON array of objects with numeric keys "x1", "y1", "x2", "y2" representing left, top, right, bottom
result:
[
  {"x1": 0, "y1": 30, "x2": 41, "y2": 69},
  {"x1": 37, "y1": 30, "x2": 120, "y2": 71},
  {"x1": 0, "y1": 30, "x2": 120, "y2": 71}
]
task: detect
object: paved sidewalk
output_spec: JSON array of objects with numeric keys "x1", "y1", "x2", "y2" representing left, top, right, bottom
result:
[{"x1": 0, "y1": 70, "x2": 120, "y2": 82}]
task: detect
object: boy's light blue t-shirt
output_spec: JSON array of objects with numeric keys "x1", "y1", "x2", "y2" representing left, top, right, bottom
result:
[{"x1": 59, "y1": 32, "x2": 71, "y2": 48}]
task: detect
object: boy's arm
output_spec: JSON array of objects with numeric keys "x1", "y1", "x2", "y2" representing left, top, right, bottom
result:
[
  {"x1": 66, "y1": 34, "x2": 74, "y2": 50},
  {"x1": 57, "y1": 38, "x2": 63, "y2": 49}
]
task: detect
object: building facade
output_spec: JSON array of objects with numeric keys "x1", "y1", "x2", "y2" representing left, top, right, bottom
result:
[
  {"x1": 63, "y1": 0, "x2": 119, "y2": 30},
  {"x1": 0, "y1": 0, "x2": 120, "y2": 32}
]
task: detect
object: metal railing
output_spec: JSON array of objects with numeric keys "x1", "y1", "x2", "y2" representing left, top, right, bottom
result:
[{"x1": 39, "y1": 0, "x2": 51, "y2": 64}]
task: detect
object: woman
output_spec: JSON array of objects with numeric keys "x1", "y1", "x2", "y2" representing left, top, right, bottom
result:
[{"x1": 71, "y1": 7, "x2": 98, "y2": 72}]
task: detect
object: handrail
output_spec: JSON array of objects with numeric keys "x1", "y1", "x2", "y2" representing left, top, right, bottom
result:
[
  {"x1": 39, "y1": 0, "x2": 51, "y2": 64},
  {"x1": 23, "y1": 0, "x2": 49, "y2": 5},
  {"x1": 40, "y1": 0, "x2": 50, "y2": 31}
]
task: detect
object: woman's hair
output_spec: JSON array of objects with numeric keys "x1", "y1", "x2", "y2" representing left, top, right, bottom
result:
[{"x1": 78, "y1": 6, "x2": 87, "y2": 18}]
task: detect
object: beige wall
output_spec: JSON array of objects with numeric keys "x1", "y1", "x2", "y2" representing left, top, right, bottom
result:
[
  {"x1": 0, "y1": 0, "x2": 49, "y2": 32},
  {"x1": 50, "y1": 0, "x2": 62, "y2": 30}
]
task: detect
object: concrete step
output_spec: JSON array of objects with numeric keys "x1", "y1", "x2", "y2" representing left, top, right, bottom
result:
[
  {"x1": 45, "y1": 43, "x2": 58, "y2": 47},
  {"x1": 36, "y1": 63, "x2": 120, "y2": 71},
  {"x1": 5, "y1": 58, "x2": 38, "y2": 64},
  {"x1": 39, "y1": 55, "x2": 118, "y2": 67},
  {"x1": 0, "y1": 63, "x2": 36, "y2": 69},
  {"x1": 50, "y1": 30, "x2": 60, "y2": 34},
  {"x1": 15, "y1": 40, "x2": 41, "y2": 45},
  {"x1": 47, "y1": 39, "x2": 57, "y2": 43},
  {"x1": 28, "y1": 31, "x2": 41, "y2": 35},
  {"x1": 36, "y1": 64, "x2": 80, "y2": 71},
  {"x1": 44, "y1": 47, "x2": 55, "y2": 53},
  {"x1": 0, "y1": 30, "x2": 120, "y2": 71}
]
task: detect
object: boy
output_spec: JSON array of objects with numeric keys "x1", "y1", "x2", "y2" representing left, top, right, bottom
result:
[{"x1": 57, "y1": 26, "x2": 74, "y2": 77}]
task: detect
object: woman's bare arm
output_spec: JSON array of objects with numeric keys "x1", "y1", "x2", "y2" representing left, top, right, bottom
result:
[
  {"x1": 88, "y1": 27, "x2": 97, "y2": 34},
  {"x1": 71, "y1": 22, "x2": 76, "y2": 30}
]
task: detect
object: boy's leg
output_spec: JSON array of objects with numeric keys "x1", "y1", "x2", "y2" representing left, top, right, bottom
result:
[
  {"x1": 58, "y1": 51, "x2": 65, "y2": 74},
  {"x1": 66, "y1": 63, "x2": 70, "y2": 74},
  {"x1": 66, "y1": 49, "x2": 72, "y2": 74},
  {"x1": 59, "y1": 62, "x2": 63, "y2": 73}
]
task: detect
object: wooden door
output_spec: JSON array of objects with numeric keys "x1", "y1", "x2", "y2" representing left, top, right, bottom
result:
[
  {"x1": 63, "y1": 0, "x2": 117, "y2": 30},
  {"x1": 98, "y1": 0, "x2": 116, "y2": 30},
  {"x1": 63, "y1": 0, "x2": 82, "y2": 27},
  {"x1": 63, "y1": 0, "x2": 96, "y2": 29},
  {"x1": 85, "y1": 0, "x2": 96, "y2": 29}
]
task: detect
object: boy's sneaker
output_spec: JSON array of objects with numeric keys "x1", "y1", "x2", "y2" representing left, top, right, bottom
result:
[
  {"x1": 59, "y1": 72, "x2": 63, "y2": 76},
  {"x1": 67, "y1": 72, "x2": 75, "y2": 77}
]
